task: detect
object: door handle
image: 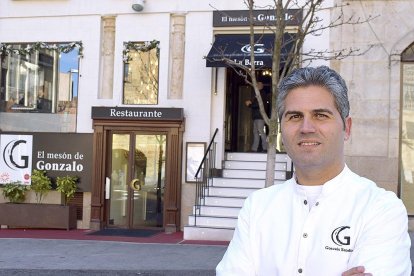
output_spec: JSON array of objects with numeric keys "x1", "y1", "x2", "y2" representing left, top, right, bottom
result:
[
  {"x1": 130, "y1": 178, "x2": 141, "y2": 191},
  {"x1": 105, "y1": 177, "x2": 110, "y2": 199}
]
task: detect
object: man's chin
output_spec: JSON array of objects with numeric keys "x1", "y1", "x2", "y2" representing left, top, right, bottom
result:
[{"x1": 291, "y1": 157, "x2": 322, "y2": 169}]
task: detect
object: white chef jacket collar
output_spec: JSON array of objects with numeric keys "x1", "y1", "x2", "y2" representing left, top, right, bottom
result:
[{"x1": 292, "y1": 165, "x2": 349, "y2": 197}]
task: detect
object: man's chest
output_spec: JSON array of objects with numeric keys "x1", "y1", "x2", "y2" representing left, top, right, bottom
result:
[{"x1": 252, "y1": 199, "x2": 364, "y2": 275}]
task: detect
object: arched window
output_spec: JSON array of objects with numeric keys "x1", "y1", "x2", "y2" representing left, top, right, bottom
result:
[{"x1": 400, "y1": 42, "x2": 414, "y2": 215}]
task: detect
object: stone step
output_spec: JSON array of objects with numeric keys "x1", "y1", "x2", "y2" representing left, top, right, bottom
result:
[
  {"x1": 211, "y1": 177, "x2": 284, "y2": 188},
  {"x1": 222, "y1": 169, "x2": 286, "y2": 180},
  {"x1": 188, "y1": 215, "x2": 237, "y2": 228},
  {"x1": 226, "y1": 152, "x2": 291, "y2": 163},
  {"x1": 183, "y1": 225, "x2": 234, "y2": 241},
  {"x1": 203, "y1": 196, "x2": 246, "y2": 208},
  {"x1": 193, "y1": 205, "x2": 241, "y2": 218},
  {"x1": 206, "y1": 186, "x2": 257, "y2": 198},
  {"x1": 184, "y1": 152, "x2": 293, "y2": 241},
  {"x1": 223, "y1": 160, "x2": 288, "y2": 171}
]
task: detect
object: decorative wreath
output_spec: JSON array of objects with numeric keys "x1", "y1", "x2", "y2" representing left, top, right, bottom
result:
[
  {"x1": 122, "y1": 40, "x2": 160, "y2": 63},
  {"x1": 0, "y1": 41, "x2": 83, "y2": 58}
]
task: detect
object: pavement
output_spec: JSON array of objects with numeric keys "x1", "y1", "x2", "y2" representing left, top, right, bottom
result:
[
  {"x1": 0, "y1": 229, "x2": 228, "y2": 276},
  {"x1": 0, "y1": 229, "x2": 412, "y2": 275}
]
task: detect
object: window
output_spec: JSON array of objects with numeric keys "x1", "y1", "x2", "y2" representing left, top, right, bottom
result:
[
  {"x1": 0, "y1": 42, "x2": 81, "y2": 132},
  {"x1": 123, "y1": 40, "x2": 159, "y2": 105},
  {"x1": 400, "y1": 43, "x2": 414, "y2": 215}
]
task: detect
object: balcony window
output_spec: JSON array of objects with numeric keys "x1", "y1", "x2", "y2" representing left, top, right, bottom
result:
[
  {"x1": 122, "y1": 40, "x2": 159, "y2": 105},
  {"x1": 0, "y1": 42, "x2": 82, "y2": 132}
]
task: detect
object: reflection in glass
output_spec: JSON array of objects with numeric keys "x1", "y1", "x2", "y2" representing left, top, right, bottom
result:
[
  {"x1": 401, "y1": 63, "x2": 414, "y2": 215},
  {"x1": 109, "y1": 133, "x2": 166, "y2": 228},
  {"x1": 109, "y1": 134, "x2": 130, "y2": 226},
  {"x1": 123, "y1": 46, "x2": 159, "y2": 105},
  {"x1": 133, "y1": 134, "x2": 166, "y2": 227},
  {"x1": 0, "y1": 43, "x2": 80, "y2": 132}
]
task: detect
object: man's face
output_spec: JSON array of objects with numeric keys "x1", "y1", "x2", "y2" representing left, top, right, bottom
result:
[{"x1": 280, "y1": 85, "x2": 351, "y2": 176}]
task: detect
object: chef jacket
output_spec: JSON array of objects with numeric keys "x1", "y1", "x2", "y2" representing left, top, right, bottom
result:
[{"x1": 216, "y1": 166, "x2": 411, "y2": 276}]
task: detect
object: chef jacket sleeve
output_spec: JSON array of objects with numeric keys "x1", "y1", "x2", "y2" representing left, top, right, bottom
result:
[
  {"x1": 216, "y1": 196, "x2": 256, "y2": 276},
  {"x1": 347, "y1": 192, "x2": 412, "y2": 276}
]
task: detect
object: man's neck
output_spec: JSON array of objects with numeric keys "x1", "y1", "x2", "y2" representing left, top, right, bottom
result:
[{"x1": 294, "y1": 164, "x2": 345, "y2": 186}]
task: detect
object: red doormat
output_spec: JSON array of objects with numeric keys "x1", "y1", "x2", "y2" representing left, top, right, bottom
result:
[{"x1": 87, "y1": 228, "x2": 162, "y2": 237}]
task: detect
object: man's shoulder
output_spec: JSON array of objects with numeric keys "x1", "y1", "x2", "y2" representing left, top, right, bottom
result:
[
  {"x1": 346, "y1": 169, "x2": 389, "y2": 192},
  {"x1": 345, "y1": 169, "x2": 404, "y2": 209}
]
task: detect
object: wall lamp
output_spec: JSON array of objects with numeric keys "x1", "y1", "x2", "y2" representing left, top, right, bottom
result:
[{"x1": 132, "y1": 0, "x2": 145, "y2": 12}]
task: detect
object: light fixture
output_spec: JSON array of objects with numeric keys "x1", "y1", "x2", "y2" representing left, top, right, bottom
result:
[
  {"x1": 132, "y1": 0, "x2": 145, "y2": 12},
  {"x1": 262, "y1": 69, "x2": 272, "y2": 76}
]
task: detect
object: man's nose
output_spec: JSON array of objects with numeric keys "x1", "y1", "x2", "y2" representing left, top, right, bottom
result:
[{"x1": 300, "y1": 117, "x2": 316, "y2": 133}]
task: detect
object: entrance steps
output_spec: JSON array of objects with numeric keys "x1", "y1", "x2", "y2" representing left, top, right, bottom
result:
[{"x1": 184, "y1": 152, "x2": 292, "y2": 241}]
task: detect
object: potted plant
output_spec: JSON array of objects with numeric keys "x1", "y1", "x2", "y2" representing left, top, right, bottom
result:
[
  {"x1": 56, "y1": 175, "x2": 78, "y2": 206},
  {"x1": 2, "y1": 182, "x2": 28, "y2": 203},
  {"x1": 0, "y1": 175, "x2": 78, "y2": 230},
  {"x1": 30, "y1": 169, "x2": 52, "y2": 203}
]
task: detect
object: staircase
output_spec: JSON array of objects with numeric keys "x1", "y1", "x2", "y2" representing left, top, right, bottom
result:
[{"x1": 183, "y1": 152, "x2": 292, "y2": 241}]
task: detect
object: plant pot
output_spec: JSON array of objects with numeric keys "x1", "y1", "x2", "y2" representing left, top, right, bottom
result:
[{"x1": 0, "y1": 203, "x2": 77, "y2": 230}]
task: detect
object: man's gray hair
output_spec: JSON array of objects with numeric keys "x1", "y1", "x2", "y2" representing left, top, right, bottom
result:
[{"x1": 277, "y1": 66, "x2": 350, "y2": 128}]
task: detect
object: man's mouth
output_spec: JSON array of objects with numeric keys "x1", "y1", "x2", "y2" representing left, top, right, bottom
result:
[{"x1": 298, "y1": 141, "x2": 320, "y2": 146}]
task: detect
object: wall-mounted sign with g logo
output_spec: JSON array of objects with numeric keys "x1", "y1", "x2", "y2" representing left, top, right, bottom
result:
[
  {"x1": 0, "y1": 134, "x2": 33, "y2": 185},
  {"x1": 331, "y1": 226, "x2": 351, "y2": 246},
  {"x1": 3, "y1": 140, "x2": 29, "y2": 170}
]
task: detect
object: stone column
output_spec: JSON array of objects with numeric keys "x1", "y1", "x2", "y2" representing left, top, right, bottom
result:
[
  {"x1": 98, "y1": 16, "x2": 116, "y2": 99},
  {"x1": 168, "y1": 13, "x2": 186, "y2": 99}
]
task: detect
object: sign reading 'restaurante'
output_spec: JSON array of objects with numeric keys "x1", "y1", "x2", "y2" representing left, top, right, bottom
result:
[{"x1": 91, "y1": 106, "x2": 184, "y2": 121}]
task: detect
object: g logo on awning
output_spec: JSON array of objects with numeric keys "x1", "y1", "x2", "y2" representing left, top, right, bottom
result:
[
  {"x1": 331, "y1": 226, "x2": 351, "y2": 246},
  {"x1": 241, "y1": 43, "x2": 265, "y2": 54},
  {"x1": 3, "y1": 140, "x2": 29, "y2": 170}
]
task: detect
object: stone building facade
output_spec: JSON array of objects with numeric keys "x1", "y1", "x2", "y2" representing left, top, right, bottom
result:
[
  {"x1": 332, "y1": 0, "x2": 414, "y2": 226},
  {"x1": 0, "y1": 0, "x2": 413, "y2": 233}
]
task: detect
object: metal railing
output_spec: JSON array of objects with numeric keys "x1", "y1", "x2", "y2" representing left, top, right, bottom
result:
[{"x1": 193, "y1": 128, "x2": 219, "y2": 226}]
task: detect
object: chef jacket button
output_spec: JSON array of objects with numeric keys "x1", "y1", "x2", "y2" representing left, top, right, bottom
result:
[
  {"x1": 304, "y1": 200, "x2": 307, "y2": 205},
  {"x1": 303, "y1": 233, "x2": 308, "y2": 238},
  {"x1": 298, "y1": 268, "x2": 303, "y2": 273},
  {"x1": 315, "y1": 202, "x2": 319, "y2": 206}
]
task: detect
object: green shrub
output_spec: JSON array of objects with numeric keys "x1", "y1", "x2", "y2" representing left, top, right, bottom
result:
[
  {"x1": 31, "y1": 170, "x2": 52, "y2": 203},
  {"x1": 56, "y1": 175, "x2": 78, "y2": 206},
  {"x1": 2, "y1": 182, "x2": 29, "y2": 203}
]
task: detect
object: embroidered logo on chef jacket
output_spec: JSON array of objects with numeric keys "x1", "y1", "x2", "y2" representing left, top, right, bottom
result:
[{"x1": 325, "y1": 226, "x2": 354, "y2": 252}]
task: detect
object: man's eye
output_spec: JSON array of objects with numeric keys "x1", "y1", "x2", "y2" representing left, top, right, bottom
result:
[
  {"x1": 288, "y1": 114, "x2": 301, "y2": 120},
  {"x1": 315, "y1": 113, "x2": 328, "y2": 119}
]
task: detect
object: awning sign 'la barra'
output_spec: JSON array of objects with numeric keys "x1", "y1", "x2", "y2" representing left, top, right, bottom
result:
[{"x1": 91, "y1": 106, "x2": 184, "y2": 121}]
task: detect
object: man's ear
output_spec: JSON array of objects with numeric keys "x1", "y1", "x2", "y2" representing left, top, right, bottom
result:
[{"x1": 344, "y1": 117, "x2": 352, "y2": 141}]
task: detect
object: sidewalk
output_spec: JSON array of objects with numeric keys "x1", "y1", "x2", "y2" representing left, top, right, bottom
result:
[
  {"x1": 0, "y1": 229, "x2": 412, "y2": 275},
  {"x1": 0, "y1": 229, "x2": 228, "y2": 276}
]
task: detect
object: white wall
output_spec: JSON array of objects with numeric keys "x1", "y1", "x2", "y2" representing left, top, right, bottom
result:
[{"x1": 0, "y1": 0, "x2": 331, "y2": 169}]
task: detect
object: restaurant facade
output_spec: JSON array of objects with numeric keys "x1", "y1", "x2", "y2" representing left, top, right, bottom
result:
[{"x1": 1, "y1": 0, "x2": 413, "y2": 233}]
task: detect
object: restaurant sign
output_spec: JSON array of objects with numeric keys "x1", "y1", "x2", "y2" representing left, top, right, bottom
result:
[
  {"x1": 0, "y1": 133, "x2": 93, "y2": 191},
  {"x1": 213, "y1": 9, "x2": 302, "y2": 27},
  {"x1": 92, "y1": 106, "x2": 184, "y2": 121}
]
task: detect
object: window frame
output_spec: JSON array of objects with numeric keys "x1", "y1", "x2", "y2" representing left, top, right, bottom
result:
[
  {"x1": 400, "y1": 42, "x2": 414, "y2": 215},
  {"x1": 122, "y1": 40, "x2": 160, "y2": 105},
  {"x1": 0, "y1": 41, "x2": 82, "y2": 114}
]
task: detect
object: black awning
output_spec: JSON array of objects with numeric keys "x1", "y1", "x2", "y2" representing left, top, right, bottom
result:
[{"x1": 205, "y1": 33, "x2": 294, "y2": 68}]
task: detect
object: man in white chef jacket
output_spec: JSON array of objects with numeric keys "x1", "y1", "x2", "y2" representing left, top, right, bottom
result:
[{"x1": 216, "y1": 66, "x2": 412, "y2": 276}]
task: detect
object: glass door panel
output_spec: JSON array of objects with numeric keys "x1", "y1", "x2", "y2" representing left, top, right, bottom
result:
[
  {"x1": 108, "y1": 132, "x2": 166, "y2": 228},
  {"x1": 132, "y1": 134, "x2": 166, "y2": 228},
  {"x1": 109, "y1": 134, "x2": 130, "y2": 227}
]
